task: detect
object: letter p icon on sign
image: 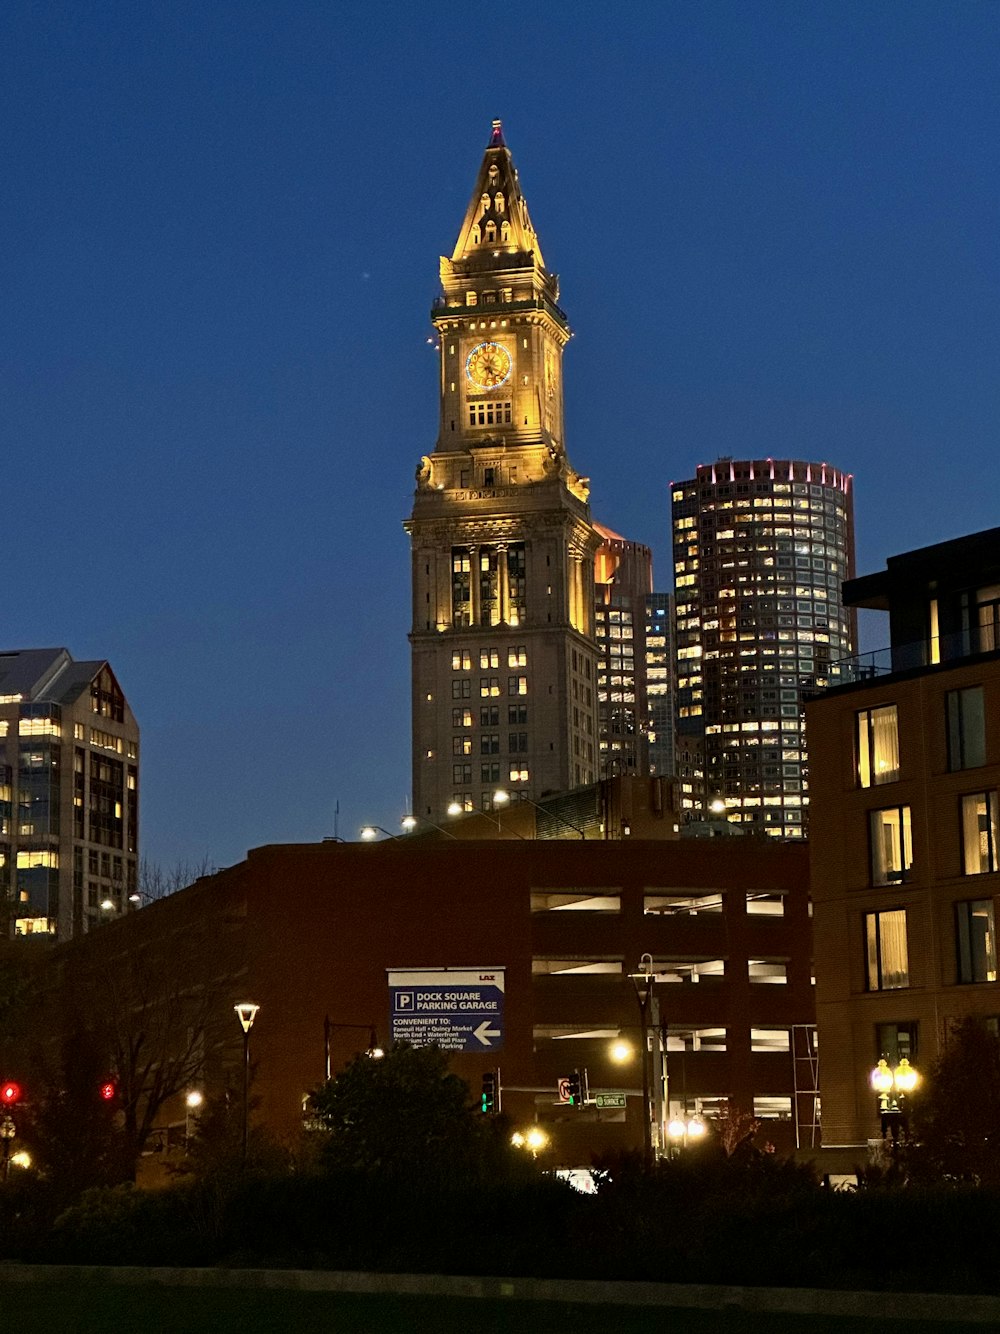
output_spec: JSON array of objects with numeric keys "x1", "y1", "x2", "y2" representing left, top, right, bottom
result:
[{"x1": 395, "y1": 992, "x2": 414, "y2": 1011}]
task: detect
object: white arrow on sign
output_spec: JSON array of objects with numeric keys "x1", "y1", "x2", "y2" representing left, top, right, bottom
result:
[{"x1": 473, "y1": 1020, "x2": 501, "y2": 1047}]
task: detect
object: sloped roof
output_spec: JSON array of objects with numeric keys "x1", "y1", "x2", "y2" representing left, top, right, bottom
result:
[{"x1": 0, "y1": 648, "x2": 107, "y2": 704}]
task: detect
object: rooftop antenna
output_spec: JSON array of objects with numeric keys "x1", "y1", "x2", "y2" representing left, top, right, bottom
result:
[{"x1": 333, "y1": 800, "x2": 340, "y2": 841}]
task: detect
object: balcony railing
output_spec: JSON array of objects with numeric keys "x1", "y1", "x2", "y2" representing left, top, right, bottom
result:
[{"x1": 826, "y1": 629, "x2": 999, "y2": 686}]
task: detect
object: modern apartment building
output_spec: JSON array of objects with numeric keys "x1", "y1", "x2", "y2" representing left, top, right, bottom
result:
[
  {"x1": 405, "y1": 121, "x2": 600, "y2": 819},
  {"x1": 672, "y1": 457, "x2": 856, "y2": 836},
  {"x1": 0, "y1": 648, "x2": 139, "y2": 940},
  {"x1": 593, "y1": 525, "x2": 652, "y2": 780},
  {"x1": 808, "y1": 526, "x2": 1000, "y2": 1149}
]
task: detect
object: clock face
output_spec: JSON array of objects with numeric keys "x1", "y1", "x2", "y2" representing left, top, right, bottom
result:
[{"x1": 465, "y1": 341, "x2": 512, "y2": 390}]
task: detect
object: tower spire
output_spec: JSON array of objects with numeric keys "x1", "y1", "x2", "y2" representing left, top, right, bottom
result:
[{"x1": 450, "y1": 120, "x2": 543, "y2": 267}]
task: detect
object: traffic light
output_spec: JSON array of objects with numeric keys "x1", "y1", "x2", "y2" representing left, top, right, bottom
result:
[
  {"x1": 480, "y1": 1068, "x2": 501, "y2": 1115},
  {"x1": 566, "y1": 1068, "x2": 589, "y2": 1109},
  {"x1": 99, "y1": 1079, "x2": 117, "y2": 1104},
  {"x1": 0, "y1": 1081, "x2": 21, "y2": 1106}
]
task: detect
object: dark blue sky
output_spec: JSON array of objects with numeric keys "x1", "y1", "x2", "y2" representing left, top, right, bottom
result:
[{"x1": 2, "y1": 3, "x2": 998, "y2": 867}]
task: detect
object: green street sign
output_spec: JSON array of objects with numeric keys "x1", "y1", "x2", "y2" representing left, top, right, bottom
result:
[{"x1": 594, "y1": 1092, "x2": 627, "y2": 1109}]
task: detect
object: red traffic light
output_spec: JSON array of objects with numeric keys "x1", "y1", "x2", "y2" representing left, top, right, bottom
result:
[
  {"x1": 99, "y1": 1081, "x2": 116, "y2": 1102},
  {"x1": 1, "y1": 1081, "x2": 21, "y2": 1105}
]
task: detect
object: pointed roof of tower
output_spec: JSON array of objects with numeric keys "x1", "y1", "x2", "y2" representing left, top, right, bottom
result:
[{"x1": 451, "y1": 119, "x2": 545, "y2": 267}]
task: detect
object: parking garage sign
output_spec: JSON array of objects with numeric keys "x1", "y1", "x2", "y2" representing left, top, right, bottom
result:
[{"x1": 388, "y1": 968, "x2": 505, "y2": 1053}]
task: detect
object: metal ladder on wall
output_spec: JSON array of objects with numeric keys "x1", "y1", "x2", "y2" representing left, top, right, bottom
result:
[{"x1": 791, "y1": 1024, "x2": 820, "y2": 1149}]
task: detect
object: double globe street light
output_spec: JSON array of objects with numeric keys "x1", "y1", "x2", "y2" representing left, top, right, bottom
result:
[{"x1": 870, "y1": 1056, "x2": 920, "y2": 1144}]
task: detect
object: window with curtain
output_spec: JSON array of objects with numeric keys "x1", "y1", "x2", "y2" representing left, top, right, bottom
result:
[
  {"x1": 865, "y1": 909, "x2": 910, "y2": 990},
  {"x1": 870, "y1": 806, "x2": 913, "y2": 885},
  {"x1": 955, "y1": 899, "x2": 997, "y2": 984},
  {"x1": 962, "y1": 791, "x2": 1000, "y2": 875},
  {"x1": 857, "y1": 705, "x2": 899, "y2": 787}
]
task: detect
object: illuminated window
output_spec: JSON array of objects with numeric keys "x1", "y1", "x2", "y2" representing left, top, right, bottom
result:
[
  {"x1": 453, "y1": 737, "x2": 472, "y2": 757},
  {"x1": 508, "y1": 676, "x2": 527, "y2": 696},
  {"x1": 856, "y1": 705, "x2": 899, "y2": 786},
  {"x1": 480, "y1": 649, "x2": 500, "y2": 669},
  {"x1": 451, "y1": 651, "x2": 472, "y2": 670},
  {"x1": 962, "y1": 791, "x2": 999, "y2": 874},
  {"x1": 865, "y1": 909, "x2": 909, "y2": 990},
  {"x1": 19, "y1": 716, "x2": 60, "y2": 737},
  {"x1": 89, "y1": 728, "x2": 123, "y2": 754},
  {"x1": 480, "y1": 677, "x2": 501, "y2": 698},
  {"x1": 468, "y1": 401, "x2": 511, "y2": 427},
  {"x1": 508, "y1": 646, "x2": 527, "y2": 667},
  {"x1": 509, "y1": 764, "x2": 529, "y2": 783},
  {"x1": 16, "y1": 850, "x2": 58, "y2": 869},
  {"x1": 870, "y1": 806, "x2": 913, "y2": 885},
  {"x1": 452, "y1": 708, "x2": 473, "y2": 728}
]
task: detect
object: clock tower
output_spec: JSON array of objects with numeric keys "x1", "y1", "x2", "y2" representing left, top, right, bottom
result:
[{"x1": 406, "y1": 122, "x2": 600, "y2": 821}]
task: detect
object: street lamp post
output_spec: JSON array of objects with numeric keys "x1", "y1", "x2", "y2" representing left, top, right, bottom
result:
[
  {"x1": 400, "y1": 815, "x2": 458, "y2": 840},
  {"x1": 184, "y1": 1089, "x2": 203, "y2": 1152},
  {"x1": 511, "y1": 1126, "x2": 549, "y2": 1160},
  {"x1": 0, "y1": 1114, "x2": 15, "y2": 1183},
  {"x1": 234, "y1": 1002, "x2": 259, "y2": 1168},
  {"x1": 667, "y1": 1113, "x2": 707, "y2": 1157},
  {"x1": 323, "y1": 1017, "x2": 385, "y2": 1082},
  {"x1": 492, "y1": 789, "x2": 587, "y2": 839},
  {"x1": 870, "y1": 1056, "x2": 920, "y2": 1146},
  {"x1": 628, "y1": 953, "x2": 665, "y2": 1169},
  {"x1": 446, "y1": 800, "x2": 527, "y2": 839}
]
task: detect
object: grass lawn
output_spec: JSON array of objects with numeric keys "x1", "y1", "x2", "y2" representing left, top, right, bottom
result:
[{"x1": 0, "y1": 1283, "x2": 988, "y2": 1334}]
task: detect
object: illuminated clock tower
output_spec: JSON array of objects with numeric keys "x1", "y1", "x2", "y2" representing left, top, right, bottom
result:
[{"x1": 406, "y1": 121, "x2": 600, "y2": 821}]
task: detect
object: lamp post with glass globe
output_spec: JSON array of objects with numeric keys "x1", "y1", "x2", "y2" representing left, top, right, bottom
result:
[
  {"x1": 870, "y1": 1056, "x2": 920, "y2": 1145},
  {"x1": 667, "y1": 1112, "x2": 707, "y2": 1157}
]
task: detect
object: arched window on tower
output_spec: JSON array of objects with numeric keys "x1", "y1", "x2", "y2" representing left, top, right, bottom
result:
[
  {"x1": 500, "y1": 221, "x2": 511, "y2": 244},
  {"x1": 494, "y1": 192, "x2": 505, "y2": 213},
  {"x1": 469, "y1": 224, "x2": 481, "y2": 246},
  {"x1": 480, "y1": 193, "x2": 491, "y2": 216},
  {"x1": 485, "y1": 220, "x2": 497, "y2": 243},
  {"x1": 488, "y1": 164, "x2": 499, "y2": 184}
]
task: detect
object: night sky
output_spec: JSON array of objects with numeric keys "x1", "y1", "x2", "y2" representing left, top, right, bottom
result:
[{"x1": 3, "y1": 3, "x2": 998, "y2": 868}]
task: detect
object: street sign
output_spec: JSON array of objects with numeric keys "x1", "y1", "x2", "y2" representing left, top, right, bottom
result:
[
  {"x1": 593, "y1": 1091, "x2": 627, "y2": 1110},
  {"x1": 556, "y1": 1077, "x2": 571, "y2": 1103},
  {"x1": 388, "y1": 968, "x2": 505, "y2": 1053}
]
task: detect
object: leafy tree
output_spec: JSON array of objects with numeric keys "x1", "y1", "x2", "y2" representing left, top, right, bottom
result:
[
  {"x1": 713, "y1": 1099, "x2": 762, "y2": 1157},
  {"x1": 311, "y1": 1043, "x2": 517, "y2": 1181},
  {"x1": 23, "y1": 1030, "x2": 128, "y2": 1197},
  {"x1": 910, "y1": 1016, "x2": 1000, "y2": 1184}
]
